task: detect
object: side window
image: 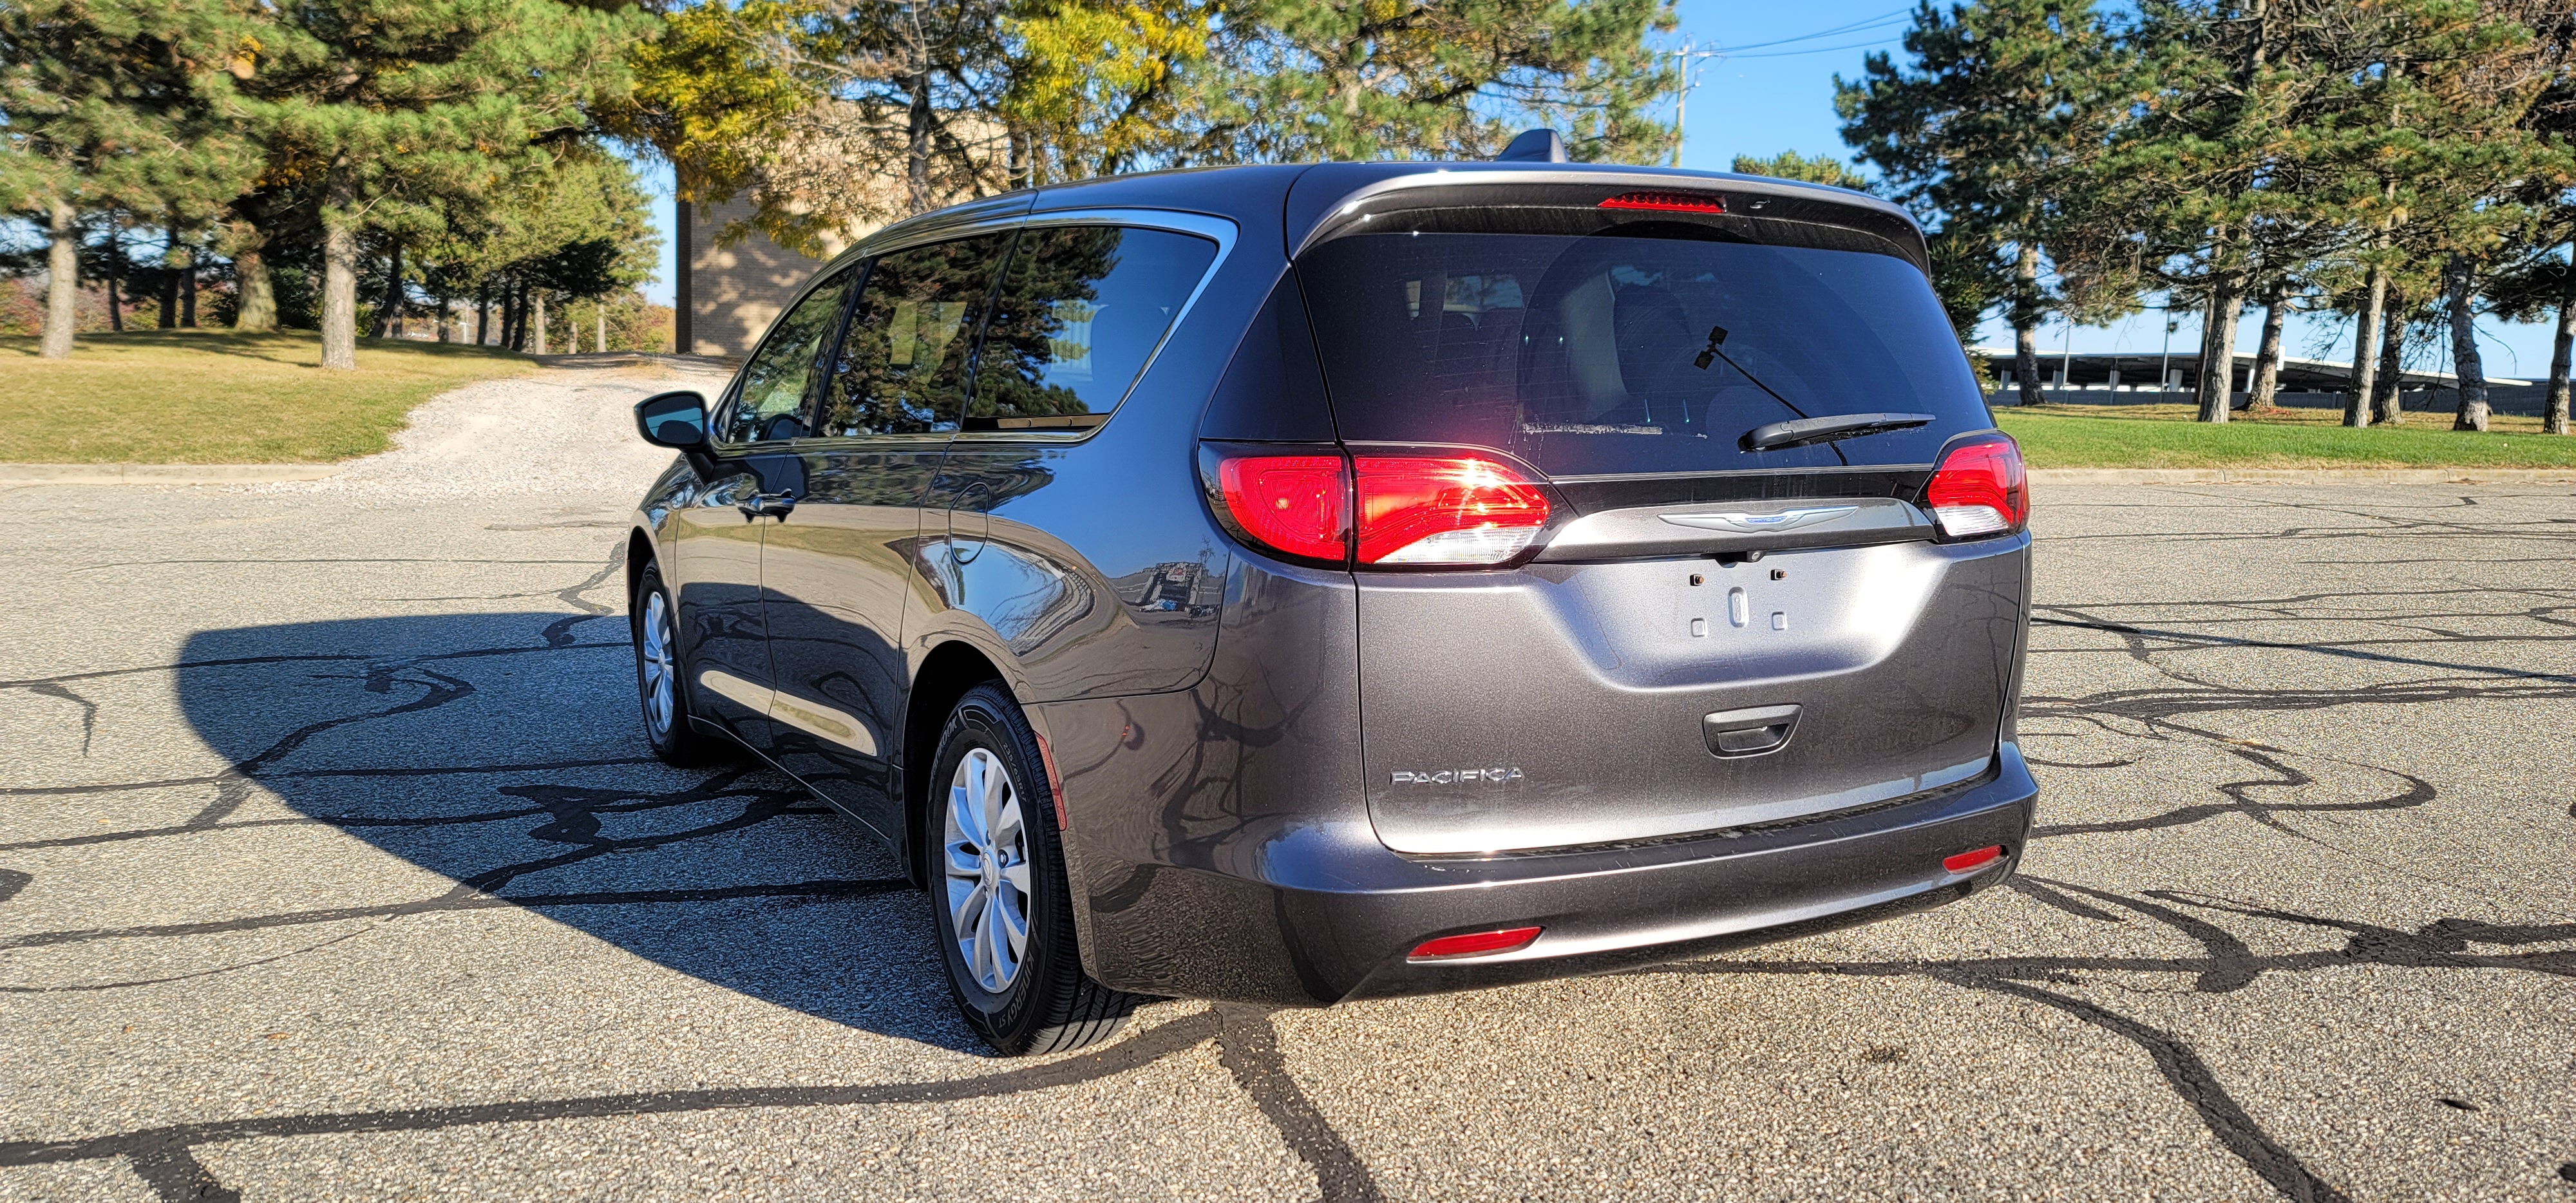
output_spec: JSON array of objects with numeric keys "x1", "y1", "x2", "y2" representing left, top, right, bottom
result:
[
  {"x1": 817, "y1": 233, "x2": 1016, "y2": 437},
  {"x1": 719, "y1": 264, "x2": 858, "y2": 444},
  {"x1": 971, "y1": 225, "x2": 1218, "y2": 430}
]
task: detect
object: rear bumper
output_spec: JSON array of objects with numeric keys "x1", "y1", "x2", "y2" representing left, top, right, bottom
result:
[{"x1": 1051, "y1": 729, "x2": 2037, "y2": 1005}]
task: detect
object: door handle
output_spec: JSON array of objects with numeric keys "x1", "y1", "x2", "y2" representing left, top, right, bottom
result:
[{"x1": 737, "y1": 489, "x2": 797, "y2": 521}]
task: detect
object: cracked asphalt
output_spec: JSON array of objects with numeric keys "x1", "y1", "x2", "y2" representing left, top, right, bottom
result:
[{"x1": 1, "y1": 368, "x2": 2570, "y2": 1201}]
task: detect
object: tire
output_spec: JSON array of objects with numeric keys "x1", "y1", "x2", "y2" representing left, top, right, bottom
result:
[
  {"x1": 927, "y1": 683, "x2": 1143, "y2": 1055},
  {"x1": 630, "y1": 558, "x2": 728, "y2": 767}
]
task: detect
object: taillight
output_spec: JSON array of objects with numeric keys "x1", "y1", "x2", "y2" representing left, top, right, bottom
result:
[
  {"x1": 1924, "y1": 438, "x2": 2028, "y2": 539},
  {"x1": 1209, "y1": 450, "x2": 1554, "y2": 569},
  {"x1": 1353, "y1": 456, "x2": 1551, "y2": 565},
  {"x1": 1215, "y1": 454, "x2": 1349, "y2": 562}
]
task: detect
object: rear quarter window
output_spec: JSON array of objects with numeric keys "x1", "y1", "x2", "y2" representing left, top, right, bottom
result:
[
  {"x1": 968, "y1": 225, "x2": 1217, "y2": 431},
  {"x1": 1296, "y1": 232, "x2": 1991, "y2": 477}
]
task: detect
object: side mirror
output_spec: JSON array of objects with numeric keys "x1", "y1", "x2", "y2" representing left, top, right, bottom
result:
[{"x1": 634, "y1": 390, "x2": 710, "y2": 450}]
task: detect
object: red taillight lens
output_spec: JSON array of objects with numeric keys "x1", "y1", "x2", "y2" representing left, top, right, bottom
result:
[
  {"x1": 1943, "y1": 845, "x2": 2005, "y2": 873},
  {"x1": 1216, "y1": 455, "x2": 1350, "y2": 562},
  {"x1": 1598, "y1": 189, "x2": 1727, "y2": 214},
  {"x1": 1408, "y1": 926, "x2": 1543, "y2": 960},
  {"x1": 1352, "y1": 456, "x2": 1551, "y2": 566},
  {"x1": 1925, "y1": 439, "x2": 2028, "y2": 539}
]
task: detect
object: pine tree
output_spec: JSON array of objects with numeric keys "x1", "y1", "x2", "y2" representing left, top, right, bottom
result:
[
  {"x1": 1837, "y1": 0, "x2": 2124, "y2": 408},
  {"x1": 621, "y1": 0, "x2": 1678, "y2": 255},
  {"x1": 0, "y1": 0, "x2": 254, "y2": 357},
  {"x1": 1730, "y1": 151, "x2": 1872, "y2": 193},
  {"x1": 230, "y1": 0, "x2": 653, "y2": 368}
]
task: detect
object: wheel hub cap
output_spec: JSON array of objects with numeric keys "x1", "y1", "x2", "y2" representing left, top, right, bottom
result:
[{"x1": 942, "y1": 746, "x2": 1030, "y2": 993}]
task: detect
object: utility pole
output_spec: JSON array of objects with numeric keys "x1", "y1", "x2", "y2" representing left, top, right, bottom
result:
[
  {"x1": 1668, "y1": 41, "x2": 1727, "y2": 167},
  {"x1": 2160, "y1": 305, "x2": 2175, "y2": 401}
]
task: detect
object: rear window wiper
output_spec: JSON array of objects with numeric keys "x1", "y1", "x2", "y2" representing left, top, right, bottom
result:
[{"x1": 1740, "y1": 412, "x2": 1935, "y2": 452}]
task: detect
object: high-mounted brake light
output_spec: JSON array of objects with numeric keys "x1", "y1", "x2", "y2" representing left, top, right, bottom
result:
[
  {"x1": 1354, "y1": 456, "x2": 1551, "y2": 565},
  {"x1": 1925, "y1": 439, "x2": 2029, "y2": 539},
  {"x1": 1409, "y1": 926, "x2": 1543, "y2": 960},
  {"x1": 1598, "y1": 189, "x2": 1727, "y2": 214},
  {"x1": 1216, "y1": 455, "x2": 1349, "y2": 562}
]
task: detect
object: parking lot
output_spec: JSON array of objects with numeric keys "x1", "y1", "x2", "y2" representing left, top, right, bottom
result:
[{"x1": 2, "y1": 369, "x2": 2570, "y2": 1201}]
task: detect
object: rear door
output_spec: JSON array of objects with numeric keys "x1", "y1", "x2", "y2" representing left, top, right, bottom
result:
[
  {"x1": 1295, "y1": 218, "x2": 2027, "y2": 855},
  {"x1": 930, "y1": 220, "x2": 1230, "y2": 696},
  {"x1": 761, "y1": 231, "x2": 1016, "y2": 837},
  {"x1": 671, "y1": 262, "x2": 858, "y2": 752}
]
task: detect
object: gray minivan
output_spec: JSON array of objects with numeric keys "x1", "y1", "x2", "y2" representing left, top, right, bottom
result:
[{"x1": 627, "y1": 138, "x2": 2036, "y2": 1054}]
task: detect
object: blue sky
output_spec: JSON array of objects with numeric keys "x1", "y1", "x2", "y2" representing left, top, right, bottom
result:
[{"x1": 636, "y1": 0, "x2": 2566, "y2": 378}]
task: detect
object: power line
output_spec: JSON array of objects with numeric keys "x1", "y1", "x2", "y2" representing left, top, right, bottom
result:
[{"x1": 1712, "y1": 7, "x2": 1914, "y2": 53}]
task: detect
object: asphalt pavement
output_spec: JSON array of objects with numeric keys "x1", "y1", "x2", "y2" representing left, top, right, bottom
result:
[{"x1": 1, "y1": 371, "x2": 2570, "y2": 1201}]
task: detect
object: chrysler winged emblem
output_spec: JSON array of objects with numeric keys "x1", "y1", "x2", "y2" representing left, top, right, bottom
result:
[{"x1": 1659, "y1": 505, "x2": 1857, "y2": 534}]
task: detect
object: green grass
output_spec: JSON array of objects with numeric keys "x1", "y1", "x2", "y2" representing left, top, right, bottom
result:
[
  {"x1": 0, "y1": 329, "x2": 534, "y2": 463},
  {"x1": 1995, "y1": 402, "x2": 2576, "y2": 469}
]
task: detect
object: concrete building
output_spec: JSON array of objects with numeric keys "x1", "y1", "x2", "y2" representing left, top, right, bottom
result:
[{"x1": 672, "y1": 194, "x2": 869, "y2": 361}]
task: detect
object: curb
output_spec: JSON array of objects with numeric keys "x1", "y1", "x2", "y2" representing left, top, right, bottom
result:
[
  {"x1": 2028, "y1": 467, "x2": 2576, "y2": 485},
  {"x1": 0, "y1": 463, "x2": 342, "y2": 484}
]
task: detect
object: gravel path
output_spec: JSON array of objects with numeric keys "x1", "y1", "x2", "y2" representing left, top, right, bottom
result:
[
  {"x1": 256, "y1": 363, "x2": 730, "y2": 504},
  {"x1": 1, "y1": 371, "x2": 2570, "y2": 1200}
]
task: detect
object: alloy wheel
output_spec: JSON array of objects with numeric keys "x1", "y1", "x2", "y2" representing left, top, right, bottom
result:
[
  {"x1": 943, "y1": 746, "x2": 1031, "y2": 992},
  {"x1": 639, "y1": 589, "x2": 677, "y2": 739}
]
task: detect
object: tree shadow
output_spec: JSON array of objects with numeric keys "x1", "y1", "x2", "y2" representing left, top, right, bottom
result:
[{"x1": 171, "y1": 610, "x2": 981, "y2": 1053}]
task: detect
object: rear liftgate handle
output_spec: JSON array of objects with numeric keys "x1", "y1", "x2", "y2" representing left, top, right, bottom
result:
[{"x1": 1703, "y1": 703, "x2": 1801, "y2": 757}]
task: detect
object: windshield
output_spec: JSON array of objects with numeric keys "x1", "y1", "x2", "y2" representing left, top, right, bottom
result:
[{"x1": 1296, "y1": 232, "x2": 1990, "y2": 477}]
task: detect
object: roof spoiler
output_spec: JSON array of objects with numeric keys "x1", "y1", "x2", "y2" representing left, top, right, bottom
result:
[{"x1": 1496, "y1": 128, "x2": 1568, "y2": 164}]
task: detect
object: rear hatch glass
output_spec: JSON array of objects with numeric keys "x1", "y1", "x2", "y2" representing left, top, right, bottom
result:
[{"x1": 1295, "y1": 231, "x2": 1989, "y2": 478}]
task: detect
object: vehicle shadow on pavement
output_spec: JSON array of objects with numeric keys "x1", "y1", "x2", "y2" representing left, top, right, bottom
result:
[{"x1": 173, "y1": 611, "x2": 987, "y2": 1054}]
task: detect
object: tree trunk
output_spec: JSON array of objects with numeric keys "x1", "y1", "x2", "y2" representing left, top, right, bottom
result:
[
  {"x1": 2445, "y1": 254, "x2": 2488, "y2": 431},
  {"x1": 596, "y1": 303, "x2": 607, "y2": 355},
  {"x1": 106, "y1": 218, "x2": 125, "y2": 334},
  {"x1": 2372, "y1": 290, "x2": 2407, "y2": 426},
  {"x1": 509, "y1": 281, "x2": 529, "y2": 351},
  {"x1": 39, "y1": 198, "x2": 77, "y2": 359},
  {"x1": 475, "y1": 283, "x2": 491, "y2": 346},
  {"x1": 370, "y1": 242, "x2": 404, "y2": 339},
  {"x1": 320, "y1": 213, "x2": 360, "y2": 371},
  {"x1": 906, "y1": 71, "x2": 933, "y2": 215},
  {"x1": 531, "y1": 290, "x2": 549, "y2": 354},
  {"x1": 2546, "y1": 267, "x2": 2572, "y2": 436},
  {"x1": 180, "y1": 240, "x2": 196, "y2": 328},
  {"x1": 2346, "y1": 264, "x2": 2386, "y2": 427},
  {"x1": 2195, "y1": 279, "x2": 2245, "y2": 422},
  {"x1": 2012, "y1": 245, "x2": 2043, "y2": 406},
  {"x1": 231, "y1": 220, "x2": 276, "y2": 332},
  {"x1": 2248, "y1": 283, "x2": 2287, "y2": 413},
  {"x1": 156, "y1": 235, "x2": 179, "y2": 330}
]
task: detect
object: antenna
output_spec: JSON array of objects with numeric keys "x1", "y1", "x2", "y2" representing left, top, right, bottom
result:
[{"x1": 1496, "y1": 129, "x2": 1569, "y2": 163}]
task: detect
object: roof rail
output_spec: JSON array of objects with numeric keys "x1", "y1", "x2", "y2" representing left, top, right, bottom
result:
[{"x1": 1496, "y1": 129, "x2": 1568, "y2": 163}]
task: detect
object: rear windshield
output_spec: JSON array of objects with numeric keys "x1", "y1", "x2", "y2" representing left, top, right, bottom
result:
[{"x1": 1296, "y1": 232, "x2": 1990, "y2": 476}]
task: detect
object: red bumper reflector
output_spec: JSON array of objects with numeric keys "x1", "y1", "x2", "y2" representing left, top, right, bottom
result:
[
  {"x1": 1409, "y1": 926, "x2": 1543, "y2": 960},
  {"x1": 1943, "y1": 845, "x2": 2005, "y2": 873}
]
